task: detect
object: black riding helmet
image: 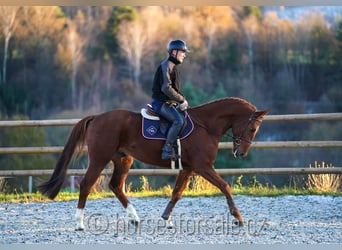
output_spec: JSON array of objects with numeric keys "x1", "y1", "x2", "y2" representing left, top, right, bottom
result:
[{"x1": 167, "y1": 39, "x2": 190, "y2": 54}]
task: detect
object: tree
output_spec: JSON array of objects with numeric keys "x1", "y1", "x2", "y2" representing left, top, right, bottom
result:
[
  {"x1": 0, "y1": 6, "x2": 20, "y2": 84},
  {"x1": 58, "y1": 7, "x2": 113, "y2": 112},
  {"x1": 117, "y1": 7, "x2": 161, "y2": 85},
  {"x1": 242, "y1": 14, "x2": 259, "y2": 84},
  {"x1": 68, "y1": 23, "x2": 85, "y2": 110},
  {"x1": 105, "y1": 6, "x2": 137, "y2": 62},
  {"x1": 0, "y1": 6, "x2": 67, "y2": 117},
  {"x1": 192, "y1": 7, "x2": 238, "y2": 84},
  {"x1": 55, "y1": 10, "x2": 91, "y2": 110},
  {"x1": 20, "y1": 7, "x2": 66, "y2": 113},
  {"x1": 326, "y1": 19, "x2": 342, "y2": 111},
  {"x1": 295, "y1": 11, "x2": 334, "y2": 101}
]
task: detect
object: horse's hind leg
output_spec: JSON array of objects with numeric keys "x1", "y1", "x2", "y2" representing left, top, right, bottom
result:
[
  {"x1": 161, "y1": 169, "x2": 193, "y2": 227},
  {"x1": 109, "y1": 152, "x2": 140, "y2": 225},
  {"x1": 75, "y1": 160, "x2": 108, "y2": 231},
  {"x1": 196, "y1": 166, "x2": 244, "y2": 226}
]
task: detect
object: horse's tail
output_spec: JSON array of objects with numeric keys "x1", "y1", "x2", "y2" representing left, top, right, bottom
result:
[{"x1": 37, "y1": 116, "x2": 95, "y2": 199}]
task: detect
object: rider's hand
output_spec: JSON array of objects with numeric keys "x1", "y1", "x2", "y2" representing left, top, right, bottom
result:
[{"x1": 180, "y1": 99, "x2": 189, "y2": 111}]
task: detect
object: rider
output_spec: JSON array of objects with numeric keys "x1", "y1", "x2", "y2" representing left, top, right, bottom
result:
[{"x1": 151, "y1": 39, "x2": 190, "y2": 160}]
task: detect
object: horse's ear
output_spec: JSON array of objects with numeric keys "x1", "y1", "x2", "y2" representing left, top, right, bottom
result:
[{"x1": 255, "y1": 109, "x2": 269, "y2": 119}]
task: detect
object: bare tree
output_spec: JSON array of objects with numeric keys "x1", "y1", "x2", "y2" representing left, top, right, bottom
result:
[
  {"x1": 0, "y1": 6, "x2": 20, "y2": 84},
  {"x1": 22, "y1": 6, "x2": 64, "y2": 40},
  {"x1": 196, "y1": 7, "x2": 237, "y2": 68},
  {"x1": 68, "y1": 23, "x2": 85, "y2": 110},
  {"x1": 242, "y1": 14, "x2": 259, "y2": 84},
  {"x1": 117, "y1": 6, "x2": 161, "y2": 85},
  {"x1": 19, "y1": 6, "x2": 65, "y2": 93},
  {"x1": 61, "y1": 10, "x2": 95, "y2": 110},
  {"x1": 118, "y1": 21, "x2": 145, "y2": 85},
  {"x1": 191, "y1": 7, "x2": 238, "y2": 85}
]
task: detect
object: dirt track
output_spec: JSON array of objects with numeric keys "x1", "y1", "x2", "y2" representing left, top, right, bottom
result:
[{"x1": 1, "y1": 195, "x2": 341, "y2": 244}]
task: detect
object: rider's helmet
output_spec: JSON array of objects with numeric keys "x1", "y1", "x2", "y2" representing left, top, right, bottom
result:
[{"x1": 167, "y1": 40, "x2": 190, "y2": 54}]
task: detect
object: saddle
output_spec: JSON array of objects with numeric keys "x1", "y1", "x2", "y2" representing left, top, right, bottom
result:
[{"x1": 140, "y1": 104, "x2": 194, "y2": 140}]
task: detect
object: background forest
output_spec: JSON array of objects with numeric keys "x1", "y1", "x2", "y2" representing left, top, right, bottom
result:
[{"x1": 0, "y1": 6, "x2": 341, "y2": 191}]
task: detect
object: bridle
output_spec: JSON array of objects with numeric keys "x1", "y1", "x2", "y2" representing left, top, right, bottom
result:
[
  {"x1": 227, "y1": 111, "x2": 262, "y2": 157},
  {"x1": 190, "y1": 109, "x2": 262, "y2": 143}
]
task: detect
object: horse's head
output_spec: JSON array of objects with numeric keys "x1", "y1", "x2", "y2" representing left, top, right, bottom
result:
[{"x1": 232, "y1": 110, "x2": 268, "y2": 158}]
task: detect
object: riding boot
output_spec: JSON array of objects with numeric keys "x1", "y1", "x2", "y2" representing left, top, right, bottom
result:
[
  {"x1": 161, "y1": 143, "x2": 177, "y2": 160},
  {"x1": 161, "y1": 125, "x2": 181, "y2": 160}
]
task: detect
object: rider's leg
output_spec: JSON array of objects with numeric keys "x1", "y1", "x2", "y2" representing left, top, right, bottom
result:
[{"x1": 158, "y1": 104, "x2": 184, "y2": 160}]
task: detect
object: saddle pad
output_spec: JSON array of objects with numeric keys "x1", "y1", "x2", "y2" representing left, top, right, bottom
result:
[{"x1": 142, "y1": 115, "x2": 194, "y2": 140}]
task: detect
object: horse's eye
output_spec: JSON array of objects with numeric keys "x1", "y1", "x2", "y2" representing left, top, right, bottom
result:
[{"x1": 250, "y1": 128, "x2": 256, "y2": 133}]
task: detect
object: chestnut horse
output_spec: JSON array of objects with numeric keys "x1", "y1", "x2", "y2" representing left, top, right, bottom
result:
[{"x1": 38, "y1": 97, "x2": 268, "y2": 230}]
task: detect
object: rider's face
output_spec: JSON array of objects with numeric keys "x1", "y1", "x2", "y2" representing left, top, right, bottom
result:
[{"x1": 171, "y1": 50, "x2": 187, "y2": 63}]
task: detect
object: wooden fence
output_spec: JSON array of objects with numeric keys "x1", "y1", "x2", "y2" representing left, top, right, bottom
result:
[{"x1": 0, "y1": 112, "x2": 341, "y2": 178}]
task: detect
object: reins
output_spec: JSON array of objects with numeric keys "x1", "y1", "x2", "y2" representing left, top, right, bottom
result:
[
  {"x1": 188, "y1": 112, "x2": 211, "y2": 132},
  {"x1": 190, "y1": 109, "x2": 261, "y2": 145}
]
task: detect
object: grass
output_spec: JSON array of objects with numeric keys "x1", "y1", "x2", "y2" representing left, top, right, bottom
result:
[
  {"x1": 306, "y1": 161, "x2": 341, "y2": 192},
  {"x1": 0, "y1": 190, "x2": 115, "y2": 203},
  {"x1": 1, "y1": 174, "x2": 341, "y2": 203}
]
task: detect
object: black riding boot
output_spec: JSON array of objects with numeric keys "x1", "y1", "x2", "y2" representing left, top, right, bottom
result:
[
  {"x1": 161, "y1": 126, "x2": 181, "y2": 160},
  {"x1": 158, "y1": 103, "x2": 184, "y2": 160},
  {"x1": 161, "y1": 143, "x2": 177, "y2": 160}
]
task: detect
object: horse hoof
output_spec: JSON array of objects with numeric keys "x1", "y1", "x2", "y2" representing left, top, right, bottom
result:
[
  {"x1": 129, "y1": 220, "x2": 140, "y2": 227},
  {"x1": 233, "y1": 220, "x2": 244, "y2": 227},
  {"x1": 166, "y1": 220, "x2": 174, "y2": 229},
  {"x1": 75, "y1": 227, "x2": 84, "y2": 231}
]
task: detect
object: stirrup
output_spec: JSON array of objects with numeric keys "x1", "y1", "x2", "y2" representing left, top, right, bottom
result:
[{"x1": 161, "y1": 150, "x2": 179, "y2": 160}]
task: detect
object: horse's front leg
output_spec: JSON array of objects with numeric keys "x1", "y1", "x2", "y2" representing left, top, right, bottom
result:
[
  {"x1": 196, "y1": 166, "x2": 244, "y2": 226},
  {"x1": 162, "y1": 169, "x2": 193, "y2": 228}
]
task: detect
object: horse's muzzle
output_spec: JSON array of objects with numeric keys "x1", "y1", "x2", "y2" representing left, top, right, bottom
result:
[{"x1": 233, "y1": 147, "x2": 247, "y2": 158}]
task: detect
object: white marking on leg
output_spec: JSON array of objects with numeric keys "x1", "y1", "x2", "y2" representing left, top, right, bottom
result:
[
  {"x1": 165, "y1": 216, "x2": 174, "y2": 229},
  {"x1": 126, "y1": 203, "x2": 140, "y2": 224},
  {"x1": 75, "y1": 208, "x2": 85, "y2": 231}
]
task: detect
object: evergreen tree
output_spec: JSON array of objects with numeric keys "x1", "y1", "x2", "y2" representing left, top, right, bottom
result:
[{"x1": 104, "y1": 6, "x2": 137, "y2": 62}]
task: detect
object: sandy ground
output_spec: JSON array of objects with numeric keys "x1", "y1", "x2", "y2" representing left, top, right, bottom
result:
[{"x1": 1, "y1": 195, "x2": 341, "y2": 244}]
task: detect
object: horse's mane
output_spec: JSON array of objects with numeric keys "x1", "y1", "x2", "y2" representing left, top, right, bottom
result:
[{"x1": 191, "y1": 97, "x2": 256, "y2": 111}]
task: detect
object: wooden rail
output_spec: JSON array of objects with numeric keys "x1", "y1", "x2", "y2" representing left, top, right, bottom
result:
[
  {"x1": 0, "y1": 113, "x2": 341, "y2": 128},
  {"x1": 0, "y1": 141, "x2": 341, "y2": 154},
  {"x1": 0, "y1": 167, "x2": 341, "y2": 177},
  {"x1": 0, "y1": 112, "x2": 341, "y2": 178},
  {"x1": 263, "y1": 112, "x2": 342, "y2": 122}
]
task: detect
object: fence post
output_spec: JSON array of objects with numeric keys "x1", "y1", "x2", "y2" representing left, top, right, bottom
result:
[
  {"x1": 28, "y1": 176, "x2": 32, "y2": 193},
  {"x1": 70, "y1": 176, "x2": 75, "y2": 193}
]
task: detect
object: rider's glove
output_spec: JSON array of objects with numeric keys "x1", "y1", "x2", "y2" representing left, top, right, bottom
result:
[{"x1": 179, "y1": 99, "x2": 189, "y2": 111}]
